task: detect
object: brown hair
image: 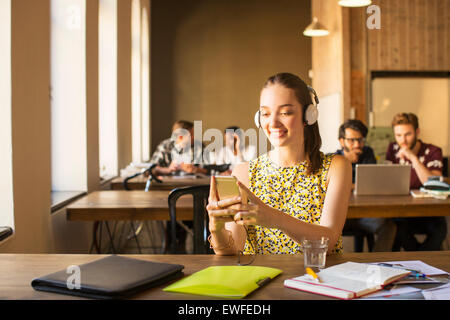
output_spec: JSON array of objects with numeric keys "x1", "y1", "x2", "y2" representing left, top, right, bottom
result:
[
  {"x1": 339, "y1": 119, "x2": 368, "y2": 139},
  {"x1": 391, "y1": 113, "x2": 419, "y2": 130},
  {"x1": 172, "y1": 120, "x2": 194, "y2": 132},
  {"x1": 263, "y1": 73, "x2": 323, "y2": 175}
]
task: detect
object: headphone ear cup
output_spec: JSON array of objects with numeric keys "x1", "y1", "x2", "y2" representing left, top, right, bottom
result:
[
  {"x1": 304, "y1": 104, "x2": 319, "y2": 125},
  {"x1": 254, "y1": 111, "x2": 261, "y2": 128}
]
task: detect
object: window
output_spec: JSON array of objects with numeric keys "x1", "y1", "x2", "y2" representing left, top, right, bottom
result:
[
  {"x1": 0, "y1": 0, "x2": 14, "y2": 229},
  {"x1": 141, "y1": 6, "x2": 150, "y2": 162},
  {"x1": 131, "y1": 0, "x2": 151, "y2": 163},
  {"x1": 98, "y1": 0, "x2": 118, "y2": 178},
  {"x1": 51, "y1": 0, "x2": 88, "y2": 192}
]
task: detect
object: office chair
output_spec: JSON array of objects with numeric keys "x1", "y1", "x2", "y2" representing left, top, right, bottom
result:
[
  {"x1": 168, "y1": 185, "x2": 213, "y2": 254},
  {"x1": 342, "y1": 222, "x2": 375, "y2": 252}
]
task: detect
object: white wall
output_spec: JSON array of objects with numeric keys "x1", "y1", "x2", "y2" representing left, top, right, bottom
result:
[
  {"x1": 372, "y1": 78, "x2": 450, "y2": 156},
  {"x1": 318, "y1": 93, "x2": 342, "y2": 154}
]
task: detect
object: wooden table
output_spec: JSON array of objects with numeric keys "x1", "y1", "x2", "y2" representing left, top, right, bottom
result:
[
  {"x1": 1, "y1": 251, "x2": 449, "y2": 300},
  {"x1": 110, "y1": 175, "x2": 211, "y2": 190},
  {"x1": 347, "y1": 193, "x2": 450, "y2": 218},
  {"x1": 67, "y1": 190, "x2": 450, "y2": 222},
  {"x1": 66, "y1": 190, "x2": 449, "y2": 254},
  {"x1": 67, "y1": 190, "x2": 194, "y2": 221},
  {"x1": 66, "y1": 191, "x2": 196, "y2": 254}
]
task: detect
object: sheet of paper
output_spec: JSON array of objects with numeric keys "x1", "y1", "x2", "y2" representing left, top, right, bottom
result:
[
  {"x1": 361, "y1": 285, "x2": 421, "y2": 299},
  {"x1": 378, "y1": 261, "x2": 448, "y2": 276},
  {"x1": 422, "y1": 283, "x2": 450, "y2": 300}
]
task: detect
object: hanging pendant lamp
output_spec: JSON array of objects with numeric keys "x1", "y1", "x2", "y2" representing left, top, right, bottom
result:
[
  {"x1": 303, "y1": 17, "x2": 329, "y2": 37},
  {"x1": 338, "y1": 0, "x2": 372, "y2": 7}
]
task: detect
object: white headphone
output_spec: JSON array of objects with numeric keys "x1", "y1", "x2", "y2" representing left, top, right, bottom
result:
[{"x1": 254, "y1": 86, "x2": 319, "y2": 128}]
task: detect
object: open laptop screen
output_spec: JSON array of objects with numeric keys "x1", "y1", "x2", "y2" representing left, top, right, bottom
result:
[{"x1": 355, "y1": 164, "x2": 411, "y2": 195}]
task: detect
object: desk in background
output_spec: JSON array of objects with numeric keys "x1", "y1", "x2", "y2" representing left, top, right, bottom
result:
[
  {"x1": 1, "y1": 251, "x2": 449, "y2": 300},
  {"x1": 67, "y1": 191, "x2": 450, "y2": 222},
  {"x1": 347, "y1": 193, "x2": 450, "y2": 218},
  {"x1": 66, "y1": 191, "x2": 450, "y2": 253},
  {"x1": 110, "y1": 175, "x2": 211, "y2": 190}
]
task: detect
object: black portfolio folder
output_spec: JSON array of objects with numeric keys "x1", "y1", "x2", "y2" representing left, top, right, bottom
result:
[{"x1": 31, "y1": 255, "x2": 184, "y2": 299}]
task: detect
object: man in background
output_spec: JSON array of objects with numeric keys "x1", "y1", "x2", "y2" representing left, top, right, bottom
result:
[
  {"x1": 150, "y1": 120, "x2": 208, "y2": 176},
  {"x1": 336, "y1": 119, "x2": 396, "y2": 252},
  {"x1": 336, "y1": 119, "x2": 377, "y2": 181},
  {"x1": 387, "y1": 113, "x2": 446, "y2": 251}
]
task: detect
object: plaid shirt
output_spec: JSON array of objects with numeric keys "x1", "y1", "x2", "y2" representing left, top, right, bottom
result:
[{"x1": 150, "y1": 138, "x2": 211, "y2": 167}]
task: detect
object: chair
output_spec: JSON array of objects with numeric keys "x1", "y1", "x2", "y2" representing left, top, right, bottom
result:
[
  {"x1": 168, "y1": 185, "x2": 213, "y2": 254},
  {"x1": 342, "y1": 221, "x2": 375, "y2": 252}
]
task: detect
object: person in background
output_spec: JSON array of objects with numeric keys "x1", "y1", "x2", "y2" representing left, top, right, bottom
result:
[
  {"x1": 149, "y1": 120, "x2": 208, "y2": 253},
  {"x1": 386, "y1": 113, "x2": 447, "y2": 251},
  {"x1": 206, "y1": 72, "x2": 352, "y2": 256},
  {"x1": 336, "y1": 119, "x2": 376, "y2": 181},
  {"x1": 213, "y1": 126, "x2": 257, "y2": 175},
  {"x1": 336, "y1": 119, "x2": 396, "y2": 252},
  {"x1": 150, "y1": 120, "x2": 208, "y2": 176}
]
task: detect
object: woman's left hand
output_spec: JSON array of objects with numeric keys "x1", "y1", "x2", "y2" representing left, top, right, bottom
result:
[{"x1": 233, "y1": 179, "x2": 274, "y2": 228}]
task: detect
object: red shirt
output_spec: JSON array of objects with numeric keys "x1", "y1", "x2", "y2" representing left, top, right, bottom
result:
[{"x1": 385, "y1": 140, "x2": 443, "y2": 189}]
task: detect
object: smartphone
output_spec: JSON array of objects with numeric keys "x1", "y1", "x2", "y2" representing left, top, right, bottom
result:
[{"x1": 215, "y1": 176, "x2": 247, "y2": 204}]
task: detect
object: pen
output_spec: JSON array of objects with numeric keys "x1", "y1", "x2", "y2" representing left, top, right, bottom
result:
[
  {"x1": 306, "y1": 267, "x2": 321, "y2": 283},
  {"x1": 376, "y1": 263, "x2": 427, "y2": 277}
]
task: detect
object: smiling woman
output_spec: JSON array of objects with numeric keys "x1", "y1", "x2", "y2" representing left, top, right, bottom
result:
[{"x1": 207, "y1": 73, "x2": 352, "y2": 257}]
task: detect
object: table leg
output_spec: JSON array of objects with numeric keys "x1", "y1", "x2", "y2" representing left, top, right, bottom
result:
[
  {"x1": 129, "y1": 221, "x2": 142, "y2": 254},
  {"x1": 89, "y1": 221, "x2": 101, "y2": 254}
]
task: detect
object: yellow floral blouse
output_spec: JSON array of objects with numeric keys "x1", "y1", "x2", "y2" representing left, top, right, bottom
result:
[{"x1": 243, "y1": 152, "x2": 343, "y2": 254}]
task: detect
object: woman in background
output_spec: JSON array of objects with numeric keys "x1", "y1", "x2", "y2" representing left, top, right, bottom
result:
[
  {"x1": 207, "y1": 73, "x2": 352, "y2": 255},
  {"x1": 213, "y1": 126, "x2": 257, "y2": 175}
]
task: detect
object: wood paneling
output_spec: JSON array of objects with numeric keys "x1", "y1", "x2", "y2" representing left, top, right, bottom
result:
[
  {"x1": 350, "y1": 7, "x2": 368, "y2": 124},
  {"x1": 368, "y1": 0, "x2": 450, "y2": 71}
]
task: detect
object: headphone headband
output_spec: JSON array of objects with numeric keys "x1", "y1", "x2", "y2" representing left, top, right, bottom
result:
[{"x1": 254, "y1": 86, "x2": 320, "y2": 127}]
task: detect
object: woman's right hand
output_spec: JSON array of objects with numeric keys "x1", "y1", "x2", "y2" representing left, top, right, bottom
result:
[{"x1": 206, "y1": 176, "x2": 242, "y2": 232}]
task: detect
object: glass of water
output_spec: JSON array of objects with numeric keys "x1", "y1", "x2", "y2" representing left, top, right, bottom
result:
[{"x1": 302, "y1": 237, "x2": 329, "y2": 271}]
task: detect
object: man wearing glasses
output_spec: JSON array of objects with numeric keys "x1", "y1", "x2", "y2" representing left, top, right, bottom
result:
[
  {"x1": 335, "y1": 119, "x2": 396, "y2": 252},
  {"x1": 336, "y1": 119, "x2": 376, "y2": 182}
]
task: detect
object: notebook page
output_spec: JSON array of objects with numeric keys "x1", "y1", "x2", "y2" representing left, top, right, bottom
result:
[
  {"x1": 379, "y1": 261, "x2": 448, "y2": 276},
  {"x1": 422, "y1": 283, "x2": 450, "y2": 300},
  {"x1": 291, "y1": 273, "x2": 378, "y2": 295},
  {"x1": 321, "y1": 262, "x2": 409, "y2": 285}
]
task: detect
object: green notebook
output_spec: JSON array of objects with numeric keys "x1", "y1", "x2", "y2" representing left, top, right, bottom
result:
[{"x1": 163, "y1": 265, "x2": 282, "y2": 299}]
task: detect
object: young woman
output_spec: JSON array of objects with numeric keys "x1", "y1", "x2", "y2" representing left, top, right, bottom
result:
[{"x1": 206, "y1": 73, "x2": 352, "y2": 255}]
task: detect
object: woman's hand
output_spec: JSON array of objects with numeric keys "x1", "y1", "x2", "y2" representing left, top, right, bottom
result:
[
  {"x1": 206, "y1": 176, "x2": 242, "y2": 232},
  {"x1": 233, "y1": 180, "x2": 274, "y2": 228}
]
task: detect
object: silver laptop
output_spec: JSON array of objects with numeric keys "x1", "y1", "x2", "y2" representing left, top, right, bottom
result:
[{"x1": 354, "y1": 164, "x2": 411, "y2": 195}]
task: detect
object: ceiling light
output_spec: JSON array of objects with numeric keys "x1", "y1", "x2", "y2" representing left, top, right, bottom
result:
[
  {"x1": 303, "y1": 17, "x2": 329, "y2": 37},
  {"x1": 338, "y1": 0, "x2": 372, "y2": 7}
]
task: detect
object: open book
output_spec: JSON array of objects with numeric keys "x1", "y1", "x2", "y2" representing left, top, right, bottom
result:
[{"x1": 284, "y1": 262, "x2": 410, "y2": 299}]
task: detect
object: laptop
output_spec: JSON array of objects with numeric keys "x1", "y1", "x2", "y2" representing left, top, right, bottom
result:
[{"x1": 354, "y1": 164, "x2": 411, "y2": 195}]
